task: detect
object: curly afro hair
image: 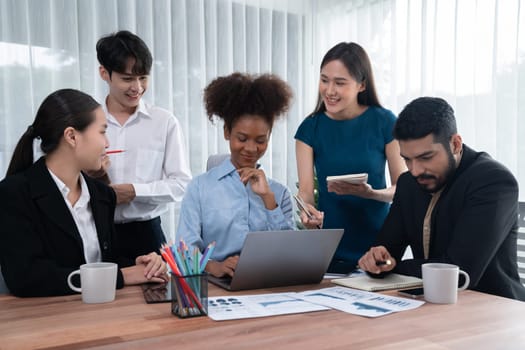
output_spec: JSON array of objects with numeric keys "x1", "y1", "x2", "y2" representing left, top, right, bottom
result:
[{"x1": 204, "y1": 72, "x2": 292, "y2": 131}]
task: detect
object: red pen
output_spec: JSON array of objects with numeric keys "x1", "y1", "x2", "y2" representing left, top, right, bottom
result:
[{"x1": 106, "y1": 149, "x2": 125, "y2": 154}]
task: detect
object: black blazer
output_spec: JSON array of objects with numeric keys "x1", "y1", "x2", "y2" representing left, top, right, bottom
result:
[
  {"x1": 0, "y1": 157, "x2": 132, "y2": 297},
  {"x1": 378, "y1": 145, "x2": 525, "y2": 301}
]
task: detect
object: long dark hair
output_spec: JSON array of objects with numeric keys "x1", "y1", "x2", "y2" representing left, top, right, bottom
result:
[
  {"x1": 6, "y1": 89, "x2": 100, "y2": 176},
  {"x1": 311, "y1": 42, "x2": 382, "y2": 116}
]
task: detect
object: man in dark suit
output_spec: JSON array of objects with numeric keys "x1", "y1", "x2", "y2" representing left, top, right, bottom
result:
[{"x1": 358, "y1": 97, "x2": 525, "y2": 301}]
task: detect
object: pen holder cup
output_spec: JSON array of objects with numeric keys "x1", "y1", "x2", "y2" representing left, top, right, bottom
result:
[{"x1": 171, "y1": 273, "x2": 208, "y2": 318}]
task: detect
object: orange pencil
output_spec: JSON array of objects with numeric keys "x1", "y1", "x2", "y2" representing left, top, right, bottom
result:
[{"x1": 106, "y1": 149, "x2": 125, "y2": 154}]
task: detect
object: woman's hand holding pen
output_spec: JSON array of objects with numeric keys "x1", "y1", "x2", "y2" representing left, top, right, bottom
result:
[
  {"x1": 205, "y1": 256, "x2": 239, "y2": 278},
  {"x1": 358, "y1": 245, "x2": 396, "y2": 274},
  {"x1": 299, "y1": 202, "x2": 324, "y2": 229}
]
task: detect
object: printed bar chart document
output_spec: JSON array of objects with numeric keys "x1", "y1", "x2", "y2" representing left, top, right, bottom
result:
[{"x1": 297, "y1": 287, "x2": 425, "y2": 318}]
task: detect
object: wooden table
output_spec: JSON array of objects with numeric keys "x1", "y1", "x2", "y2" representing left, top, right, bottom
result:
[{"x1": 1, "y1": 280, "x2": 524, "y2": 350}]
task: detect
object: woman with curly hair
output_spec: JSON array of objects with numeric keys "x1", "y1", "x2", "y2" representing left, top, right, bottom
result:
[{"x1": 177, "y1": 73, "x2": 294, "y2": 278}]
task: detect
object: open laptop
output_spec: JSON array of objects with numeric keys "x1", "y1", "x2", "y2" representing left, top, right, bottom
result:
[{"x1": 208, "y1": 228, "x2": 343, "y2": 291}]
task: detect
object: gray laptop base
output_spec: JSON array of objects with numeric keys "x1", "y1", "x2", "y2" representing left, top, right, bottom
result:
[{"x1": 208, "y1": 228, "x2": 343, "y2": 291}]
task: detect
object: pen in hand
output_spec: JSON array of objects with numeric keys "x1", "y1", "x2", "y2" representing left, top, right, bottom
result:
[
  {"x1": 355, "y1": 259, "x2": 392, "y2": 272},
  {"x1": 376, "y1": 259, "x2": 392, "y2": 266},
  {"x1": 293, "y1": 194, "x2": 321, "y2": 229}
]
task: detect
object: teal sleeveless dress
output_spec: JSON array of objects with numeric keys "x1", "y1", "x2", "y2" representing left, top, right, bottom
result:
[{"x1": 294, "y1": 106, "x2": 397, "y2": 273}]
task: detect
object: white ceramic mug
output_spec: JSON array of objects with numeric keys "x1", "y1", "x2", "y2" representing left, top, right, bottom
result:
[
  {"x1": 422, "y1": 263, "x2": 470, "y2": 304},
  {"x1": 67, "y1": 262, "x2": 118, "y2": 304}
]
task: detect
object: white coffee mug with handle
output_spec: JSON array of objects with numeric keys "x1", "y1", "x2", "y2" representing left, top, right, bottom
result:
[
  {"x1": 422, "y1": 263, "x2": 470, "y2": 304},
  {"x1": 67, "y1": 262, "x2": 118, "y2": 304}
]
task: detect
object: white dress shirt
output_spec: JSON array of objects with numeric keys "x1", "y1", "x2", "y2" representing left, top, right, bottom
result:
[
  {"x1": 48, "y1": 170, "x2": 101, "y2": 263},
  {"x1": 103, "y1": 99, "x2": 192, "y2": 223}
]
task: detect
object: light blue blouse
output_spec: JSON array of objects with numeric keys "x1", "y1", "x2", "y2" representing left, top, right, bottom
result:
[{"x1": 177, "y1": 158, "x2": 294, "y2": 261}]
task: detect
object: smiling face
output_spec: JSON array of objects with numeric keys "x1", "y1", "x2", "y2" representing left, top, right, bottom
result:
[
  {"x1": 400, "y1": 134, "x2": 462, "y2": 193},
  {"x1": 224, "y1": 115, "x2": 271, "y2": 169},
  {"x1": 100, "y1": 58, "x2": 149, "y2": 113},
  {"x1": 319, "y1": 59, "x2": 365, "y2": 119},
  {"x1": 73, "y1": 107, "x2": 109, "y2": 171}
]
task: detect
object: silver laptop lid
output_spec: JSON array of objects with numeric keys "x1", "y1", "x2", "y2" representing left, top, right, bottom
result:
[{"x1": 222, "y1": 228, "x2": 343, "y2": 291}]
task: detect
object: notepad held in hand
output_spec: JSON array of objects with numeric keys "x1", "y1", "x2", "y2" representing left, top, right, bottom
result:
[
  {"x1": 332, "y1": 273, "x2": 423, "y2": 292},
  {"x1": 326, "y1": 173, "x2": 368, "y2": 184}
]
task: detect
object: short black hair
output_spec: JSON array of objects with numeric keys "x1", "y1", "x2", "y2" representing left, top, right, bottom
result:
[
  {"x1": 96, "y1": 30, "x2": 152, "y2": 76},
  {"x1": 204, "y1": 72, "x2": 292, "y2": 132},
  {"x1": 394, "y1": 97, "x2": 457, "y2": 145}
]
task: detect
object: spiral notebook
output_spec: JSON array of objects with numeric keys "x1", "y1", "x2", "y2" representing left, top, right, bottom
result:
[{"x1": 332, "y1": 273, "x2": 422, "y2": 292}]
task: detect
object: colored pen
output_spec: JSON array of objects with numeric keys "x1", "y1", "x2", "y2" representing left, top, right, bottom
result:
[
  {"x1": 106, "y1": 149, "x2": 125, "y2": 154},
  {"x1": 376, "y1": 259, "x2": 392, "y2": 266}
]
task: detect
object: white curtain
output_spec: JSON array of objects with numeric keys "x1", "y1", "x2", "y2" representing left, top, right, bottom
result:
[
  {"x1": 312, "y1": 0, "x2": 525, "y2": 200},
  {"x1": 0, "y1": 0, "x2": 307, "y2": 241},
  {"x1": 2, "y1": 0, "x2": 525, "y2": 242}
]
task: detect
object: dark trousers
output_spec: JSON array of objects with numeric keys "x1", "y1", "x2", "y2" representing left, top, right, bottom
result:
[{"x1": 114, "y1": 217, "x2": 166, "y2": 261}]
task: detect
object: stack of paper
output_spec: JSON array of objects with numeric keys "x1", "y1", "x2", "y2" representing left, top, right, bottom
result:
[{"x1": 326, "y1": 173, "x2": 368, "y2": 184}]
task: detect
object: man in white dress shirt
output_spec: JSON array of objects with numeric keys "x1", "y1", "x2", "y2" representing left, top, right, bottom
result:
[{"x1": 93, "y1": 30, "x2": 192, "y2": 260}]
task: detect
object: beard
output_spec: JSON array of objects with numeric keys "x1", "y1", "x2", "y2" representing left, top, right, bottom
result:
[{"x1": 414, "y1": 149, "x2": 457, "y2": 193}]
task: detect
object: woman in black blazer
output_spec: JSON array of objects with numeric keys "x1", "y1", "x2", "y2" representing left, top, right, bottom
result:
[{"x1": 0, "y1": 89, "x2": 168, "y2": 297}]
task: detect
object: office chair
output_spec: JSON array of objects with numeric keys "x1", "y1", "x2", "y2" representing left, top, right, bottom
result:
[
  {"x1": 206, "y1": 153, "x2": 230, "y2": 171},
  {"x1": 518, "y1": 202, "x2": 525, "y2": 286}
]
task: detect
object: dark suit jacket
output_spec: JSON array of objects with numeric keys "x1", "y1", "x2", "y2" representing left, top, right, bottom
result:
[
  {"x1": 377, "y1": 145, "x2": 525, "y2": 301},
  {"x1": 0, "y1": 157, "x2": 132, "y2": 297}
]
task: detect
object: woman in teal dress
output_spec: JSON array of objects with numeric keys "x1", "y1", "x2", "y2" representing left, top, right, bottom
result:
[{"x1": 294, "y1": 42, "x2": 406, "y2": 273}]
